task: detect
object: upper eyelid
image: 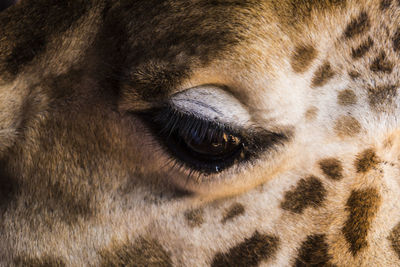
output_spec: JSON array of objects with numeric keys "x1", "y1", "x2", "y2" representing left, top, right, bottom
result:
[
  {"x1": 134, "y1": 102, "x2": 289, "y2": 143},
  {"x1": 154, "y1": 104, "x2": 239, "y2": 137},
  {"x1": 169, "y1": 85, "x2": 252, "y2": 127},
  {"x1": 172, "y1": 99, "x2": 224, "y2": 116}
]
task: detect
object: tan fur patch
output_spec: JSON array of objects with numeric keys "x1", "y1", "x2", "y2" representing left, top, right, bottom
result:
[
  {"x1": 334, "y1": 116, "x2": 361, "y2": 138},
  {"x1": 281, "y1": 176, "x2": 326, "y2": 214},
  {"x1": 291, "y1": 44, "x2": 318, "y2": 73},
  {"x1": 294, "y1": 234, "x2": 333, "y2": 266},
  {"x1": 221, "y1": 203, "x2": 245, "y2": 224},
  {"x1": 311, "y1": 62, "x2": 335, "y2": 88},
  {"x1": 337, "y1": 89, "x2": 357, "y2": 106},
  {"x1": 14, "y1": 255, "x2": 66, "y2": 267},
  {"x1": 211, "y1": 231, "x2": 279, "y2": 267},
  {"x1": 344, "y1": 11, "x2": 370, "y2": 39},
  {"x1": 271, "y1": 0, "x2": 346, "y2": 27},
  {"x1": 184, "y1": 208, "x2": 204, "y2": 227},
  {"x1": 388, "y1": 223, "x2": 400, "y2": 259},
  {"x1": 342, "y1": 188, "x2": 381, "y2": 255},
  {"x1": 319, "y1": 158, "x2": 344, "y2": 181},
  {"x1": 100, "y1": 237, "x2": 172, "y2": 267},
  {"x1": 355, "y1": 148, "x2": 380, "y2": 173}
]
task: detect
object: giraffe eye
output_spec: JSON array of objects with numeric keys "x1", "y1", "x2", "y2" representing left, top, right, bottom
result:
[
  {"x1": 184, "y1": 132, "x2": 241, "y2": 159},
  {"x1": 137, "y1": 101, "x2": 289, "y2": 176},
  {"x1": 146, "y1": 104, "x2": 247, "y2": 174}
]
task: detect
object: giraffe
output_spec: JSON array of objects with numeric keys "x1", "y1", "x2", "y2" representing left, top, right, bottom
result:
[{"x1": 1, "y1": 0, "x2": 400, "y2": 266}]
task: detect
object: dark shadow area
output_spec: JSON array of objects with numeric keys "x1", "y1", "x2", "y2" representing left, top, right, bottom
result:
[
  {"x1": 0, "y1": 0, "x2": 16, "y2": 12},
  {"x1": 0, "y1": 160, "x2": 18, "y2": 217}
]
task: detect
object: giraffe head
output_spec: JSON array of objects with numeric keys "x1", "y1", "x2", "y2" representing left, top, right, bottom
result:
[{"x1": 1, "y1": 0, "x2": 400, "y2": 266}]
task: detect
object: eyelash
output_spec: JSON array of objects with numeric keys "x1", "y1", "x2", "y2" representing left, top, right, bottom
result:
[
  {"x1": 137, "y1": 103, "x2": 289, "y2": 178},
  {"x1": 153, "y1": 106, "x2": 238, "y2": 149},
  {"x1": 143, "y1": 104, "x2": 246, "y2": 174}
]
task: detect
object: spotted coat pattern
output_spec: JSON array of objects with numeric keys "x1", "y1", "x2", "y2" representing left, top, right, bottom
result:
[{"x1": 1, "y1": 0, "x2": 400, "y2": 266}]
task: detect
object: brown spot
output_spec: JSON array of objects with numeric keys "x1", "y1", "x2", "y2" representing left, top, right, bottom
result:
[
  {"x1": 370, "y1": 51, "x2": 393, "y2": 73},
  {"x1": 184, "y1": 208, "x2": 204, "y2": 227},
  {"x1": 344, "y1": 11, "x2": 370, "y2": 39},
  {"x1": 305, "y1": 107, "x2": 318, "y2": 121},
  {"x1": 14, "y1": 255, "x2": 66, "y2": 267},
  {"x1": 221, "y1": 203, "x2": 245, "y2": 224},
  {"x1": 393, "y1": 27, "x2": 400, "y2": 52},
  {"x1": 338, "y1": 89, "x2": 357, "y2": 106},
  {"x1": 281, "y1": 176, "x2": 326, "y2": 214},
  {"x1": 291, "y1": 44, "x2": 318, "y2": 73},
  {"x1": 342, "y1": 188, "x2": 381, "y2": 255},
  {"x1": 388, "y1": 223, "x2": 400, "y2": 259},
  {"x1": 334, "y1": 116, "x2": 361, "y2": 138},
  {"x1": 380, "y1": 0, "x2": 392, "y2": 10},
  {"x1": 368, "y1": 84, "x2": 397, "y2": 110},
  {"x1": 311, "y1": 62, "x2": 335, "y2": 87},
  {"x1": 0, "y1": 1, "x2": 90, "y2": 78},
  {"x1": 211, "y1": 231, "x2": 279, "y2": 267},
  {"x1": 348, "y1": 70, "x2": 361, "y2": 79},
  {"x1": 355, "y1": 148, "x2": 380, "y2": 173},
  {"x1": 294, "y1": 234, "x2": 333, "y2": 267},
  {"x1": 351, "y1": 37, "x2": 373, "y2": 59},
  {"x1": 100, "y1": 237, "x2": 172, "y2": 267},
  {"x1": 319, "y1": 158, "x2": 344, "y2": 181}
]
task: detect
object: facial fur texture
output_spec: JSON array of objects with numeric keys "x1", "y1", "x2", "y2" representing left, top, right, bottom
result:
[{"x1": 2, "y1": 0, "x2": 400, "y2": 266}]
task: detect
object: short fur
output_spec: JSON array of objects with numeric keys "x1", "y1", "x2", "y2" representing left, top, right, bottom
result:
[{"x1": 1, "y1": 0, "x2": 400, "y2": 266}]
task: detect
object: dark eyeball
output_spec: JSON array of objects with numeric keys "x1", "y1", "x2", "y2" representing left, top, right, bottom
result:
[{"x1": 183, "y1": 132, "x2": 241, "y2": 159}]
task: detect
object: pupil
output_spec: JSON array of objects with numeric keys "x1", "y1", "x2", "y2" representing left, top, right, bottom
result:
[{"x1": 184, "y1": 132, "x2": 241, "y2": 158}]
